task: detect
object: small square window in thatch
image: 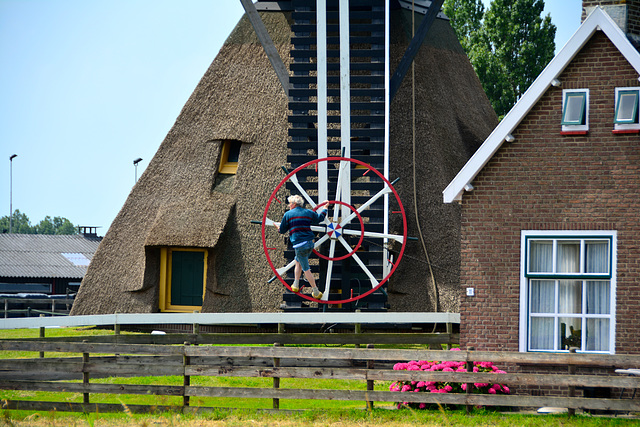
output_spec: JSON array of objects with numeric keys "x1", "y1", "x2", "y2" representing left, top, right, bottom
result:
[{"x1": 218, "y1": 140, "x2": 242, "y2": 174}]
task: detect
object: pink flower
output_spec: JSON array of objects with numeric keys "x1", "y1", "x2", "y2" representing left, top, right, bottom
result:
[
  {"x1": 401, "y1": 384, "x2": 412, "y2": 392},
  {"x1": 444, "y1": 385, "x2": 453, "y2": 392},
  {"x1": 417, "y1": 381, "x2": 426, "y2": 388},
  {"x1": 503, "y1": 386, "x2": 510, "y2": 394},
  {"x1": 450, "y1": 348, "x2": 461, "y2": 351},
  {"x1": 443, "y1": 367, "x2": 454, "y2": 372},
  {"x1": 488, "y1": 387, "x2": 497, "y2": 394},
  {"x1": 419, "y1": 403, "x2": 427, "y2": 409},
  {"x1": 461, "y1": 384, "x2": 467, "y2": 391}
]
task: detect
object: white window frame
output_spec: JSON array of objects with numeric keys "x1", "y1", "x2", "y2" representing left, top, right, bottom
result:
[
  {"x1": 519, "y1": 230, "x2": 617, "y2": 354},
  {"x1": 561, "y1": 89, "x2": 589, "y2": 132},
  {"x1": 613, "y1": 87, "x2": 640, "y2": 131}
]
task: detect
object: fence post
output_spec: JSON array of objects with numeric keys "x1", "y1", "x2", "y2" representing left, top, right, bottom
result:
[
  {"x1": 192, "y1": 310, "x2": 200, "y2": 338},
  {"x1": 114, "y1": 312, "x2": 120, "y2": 357},
  {"x1": 366, "y1": 343, "x2": 374, "y2": 411},
  {"x1": 446, "y1": 322, "x2": 453, "y2": 350},
  {"x1": 114, "y1": 315, "x2": 121, "y2": 337},
  {"x1": 82, "y1": 340, "x2": 90, "y2": 404},
  {"x1": 273, "y1": 342, "x2": 281, "y2": 409},
  {"x1": 183, "y1": 342, "x2": 191, "y2": 408},
  {"x1": 39, "y1": 314, "x2": 45, "y2": 359},
  {"x1": 465, "y1": 346, "x2": 474, "y2": 415},
  {"x1": 355, "y1": 309, "x2": 362, "y2": 349},
  {"x1": 568, "y1": 347, "x2": 577, "y2": 417}
]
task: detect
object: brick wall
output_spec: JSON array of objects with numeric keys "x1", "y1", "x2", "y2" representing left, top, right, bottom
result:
[{"x1": 459, "y1": 31, "x2": 640, "y2": 355}]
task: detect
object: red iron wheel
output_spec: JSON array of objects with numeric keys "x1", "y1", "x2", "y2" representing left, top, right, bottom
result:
[{"x1": 261, "y1": 157, "x2": 407, "y2": 304}]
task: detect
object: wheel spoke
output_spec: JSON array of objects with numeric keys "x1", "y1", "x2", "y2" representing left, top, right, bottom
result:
[
  {"x1": 337, "y1": 236, "x2": 379, "y2": 288},
  {"x1": 289, "y1": 172, "x2": 317, "y2": 209},
  {"x1": 321, "y1": 239, "x2": 337, "y2": 301},
  {"x1": 263, "y1": 217, "x2": 279, "y2": 227},
  {"x1": 339, "y1": 184, "x2": 393, "y2": 228},
  {"x1": 333, "y1": 159, "x2": 349, "y2": 221},
  {"x1": 274, "y1": 234, "x2": 330, "y2": 277},
  {"x1": 340, "y1": 228, "x2": 404, "y2": 243},
  {"x1": 276, "y1": 259, "x2": 297, "y2": 277}
]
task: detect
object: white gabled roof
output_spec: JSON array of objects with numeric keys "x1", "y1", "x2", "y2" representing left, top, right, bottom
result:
[{"x1": 443, "y1": 6, "x2": 640, "y2": 203}]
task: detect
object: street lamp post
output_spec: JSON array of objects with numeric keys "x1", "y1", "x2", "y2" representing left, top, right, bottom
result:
[
  {"x1": 133, "y1": 158, "x2": 143, "y2": 183},
  {"x1": 9, "y1": 154, "x2": 17, "y2": 233}
]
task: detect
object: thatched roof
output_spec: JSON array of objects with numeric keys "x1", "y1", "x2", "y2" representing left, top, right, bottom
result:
[
  {"x1": 71, "y1": 6, "x2": 496, "y2": 315},
  {"x1": 387, "y1": 11, "x2": 497, "y2": 312}
]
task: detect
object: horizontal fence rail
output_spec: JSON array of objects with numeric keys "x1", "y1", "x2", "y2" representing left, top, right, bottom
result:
[
  {"x1": 2, "y1": 297, "x2": 74, "y2": 318},
  {"x1": 0, "y1": 312, "x2": 461, "y2": 329},
  {"x1": 1, "y1": 333, "x2": 640, "y2": 415}
]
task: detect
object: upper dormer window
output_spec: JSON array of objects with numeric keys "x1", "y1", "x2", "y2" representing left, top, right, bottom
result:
[
  {"x1": 613, "y1": 87, "x2": 640, "y2": 132},
  {"x1": 218, "y1": 140, "x2": 242, "y2": 174},
  {"x1": 561, "y1": 89, "x2": 589, "y2": 133}
]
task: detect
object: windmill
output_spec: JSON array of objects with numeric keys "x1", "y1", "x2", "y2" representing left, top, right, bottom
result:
[{"x1": 245, "y1": 0, "x2": 445, "y2": 310}]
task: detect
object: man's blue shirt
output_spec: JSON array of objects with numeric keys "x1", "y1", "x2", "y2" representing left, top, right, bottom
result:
[{"x1": 279, "y1": 206, "x2": 327, "y2": 245}]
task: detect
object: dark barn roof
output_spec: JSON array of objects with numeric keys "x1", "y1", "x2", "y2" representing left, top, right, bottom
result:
[
  {"x1": 0, "y1": 234, "x2": 101, "y2": 279},
  {"x1": 71, "y1": 5, "x2": 497, "y2": 315}
]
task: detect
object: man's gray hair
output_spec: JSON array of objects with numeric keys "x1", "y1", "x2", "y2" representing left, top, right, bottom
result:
[{"x1": 288, "y1": 195, "x2": 304, "y2": 207}]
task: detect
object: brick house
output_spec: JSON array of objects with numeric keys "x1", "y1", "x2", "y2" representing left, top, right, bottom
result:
[{"x1": 443, "y1": 3, "x2": 640, "y2": 355}]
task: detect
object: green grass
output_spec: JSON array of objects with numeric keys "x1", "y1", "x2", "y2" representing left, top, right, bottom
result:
[{"x1": 1, "y1": 407, "x2": 638, "y2": 426}]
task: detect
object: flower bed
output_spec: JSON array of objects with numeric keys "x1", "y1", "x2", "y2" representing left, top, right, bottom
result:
[{"x1": 389, "y1": 349, "x2": 510, "y2": 409}]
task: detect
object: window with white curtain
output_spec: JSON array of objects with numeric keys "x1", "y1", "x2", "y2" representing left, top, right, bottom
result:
[
  {"x1": 561, "y1": 89, "x2": 589, "y2": 132},
  {"x1": 614, "y1": 87, "x2": 640, "y2": 131},
  {"x1": 520, "y1": 231, "x2": 616, "y2": 354}
]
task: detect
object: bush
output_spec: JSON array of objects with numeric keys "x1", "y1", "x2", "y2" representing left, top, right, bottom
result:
[{"x1": 389, "y1": 349, "x2": 510, "y2": 410}]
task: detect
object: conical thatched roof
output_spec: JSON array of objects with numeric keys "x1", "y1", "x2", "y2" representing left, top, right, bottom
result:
[
  {"x1": 71, "y1": 6, "x2": 496, "y2": 316},
  {"x1": 387, "y1": 10, "x2": 497, "y2": 312}
]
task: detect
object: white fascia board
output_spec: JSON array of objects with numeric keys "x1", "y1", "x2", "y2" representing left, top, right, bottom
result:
[{"x1": 443, "y1": 7, "x2": 640, "y2": 204}]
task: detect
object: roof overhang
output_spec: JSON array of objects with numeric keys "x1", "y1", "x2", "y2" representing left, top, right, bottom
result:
[{"x1": 443, "y1": 6, "x2": 640, "y2": 203}]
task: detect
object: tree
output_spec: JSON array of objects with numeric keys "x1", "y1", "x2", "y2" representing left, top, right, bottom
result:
[
  {"x1": 0, "y1": 211, "x2": 77, "y2": 235},
  {"x1": 443, "y1": 0, "x2": 485, "y2": 53},
  {"x1": 444, "y1": 0, "x2": 556, "y2": 118},
  {"x1": 0, "y1": 210, "x2": 33, "y2": 234}
]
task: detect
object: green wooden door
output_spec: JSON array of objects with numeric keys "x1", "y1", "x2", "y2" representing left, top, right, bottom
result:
[{"x1": 170, "y1": 250, "x2": 204, "y2": 306}]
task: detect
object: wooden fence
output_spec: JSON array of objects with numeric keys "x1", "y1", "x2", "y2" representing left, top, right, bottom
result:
[
  {"x1": 1, "y1": 332, "x2": 640, "y2": 416},
  {"x1": 1, "y1": 296, "x2": 74, "y2": 318}
]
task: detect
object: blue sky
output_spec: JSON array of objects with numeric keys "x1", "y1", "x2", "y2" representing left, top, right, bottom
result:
[{"x1": 1, "y1": 0, "x2": 581, "y2": 235}]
